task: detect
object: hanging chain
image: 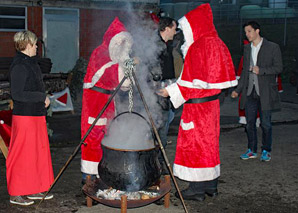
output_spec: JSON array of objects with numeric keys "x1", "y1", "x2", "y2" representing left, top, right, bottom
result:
[{"x1": 123, "y1": 58, "x2": 136, "y2": 113}]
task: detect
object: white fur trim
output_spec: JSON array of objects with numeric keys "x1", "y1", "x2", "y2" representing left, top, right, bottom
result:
[
  {"x1": 83, "y1": 61, "x2": 116, "y2": 89},
  {"x1": 173, "y1": 164, "x2": 220, "y2": 182},
  {"x1": 109, "y1": 31, "x2": 133, "y2": 63},
  {"x1": 178, "y1": 78, "x2": 238, "y2": 90},
  {"x1": 256, "y1": 117, "x2": 260, "y2": 128},
  {"x1": 118, "y1": 65, "x2": 131, "y2": 91},
  {"x1": 180, "y1": 119, "x2": 194, "y2": 130},
  {"x1": 239, "y1": 116, "x2": 247, "y2": 124},
  {"x1": 166, "y1": 83, "x2": 186, "y2": 109},
  {"x1": 81, "y1": 159, "x2": 99, "y2": 175},
  {"x1": 178, "y1": 16, "x2": 194, "y2": 58},
  {"x1": 88, "y1": 117, "x2": 107, "y2": 126},
  {"x1": 236, "y1": 76, "x2": 241, "y2": 80}
]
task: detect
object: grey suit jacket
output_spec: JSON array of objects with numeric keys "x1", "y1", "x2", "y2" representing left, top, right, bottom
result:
[{"x1": 235, "y1": 38, "x2": 283, "y2": 111}]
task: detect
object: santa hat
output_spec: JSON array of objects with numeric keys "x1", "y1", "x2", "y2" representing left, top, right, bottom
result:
[
  {"x1": 83, "y1": 17, "x2": 133, "y2": 89},
  {"x1": 178, "y1": 3, "x2": 217, "y2": 57},
  {"x1": 177, "y1": 3, "x2": 237, "y2": 90}
]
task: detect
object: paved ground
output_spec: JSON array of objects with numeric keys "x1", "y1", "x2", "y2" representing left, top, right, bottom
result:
[{"x1": 0, "y1": 83, "x2": 297, "y2": 212}]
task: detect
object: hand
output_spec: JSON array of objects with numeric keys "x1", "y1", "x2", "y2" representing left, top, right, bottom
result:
[
  {"x1": 45, "y1": 96, "x2": 50, "y2": 108},
  {"x1": 252, "y1": 66, "x2": 259, "y2": 75},
  {"x1": 156, "y1": 89, "x2": 169, "y2": 97},
  {"x1": 231, "y1": 91, "x2": 238, "y2": 98}
]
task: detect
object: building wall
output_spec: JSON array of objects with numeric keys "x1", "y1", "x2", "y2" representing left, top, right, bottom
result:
[
  {"x1": 79, "y1": 9, "x2": 131, "y2": 60},
  {"x1": 0, "y1": 6, "x2": 134, "y2": 61},
  {"x1": 0, "y1": 6, "x2": 43, "y2": 57}
]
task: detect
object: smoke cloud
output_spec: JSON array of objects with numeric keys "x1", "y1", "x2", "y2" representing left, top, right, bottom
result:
[{"x1": 102, "y1": 4, "x2": 166, "y2": 150}]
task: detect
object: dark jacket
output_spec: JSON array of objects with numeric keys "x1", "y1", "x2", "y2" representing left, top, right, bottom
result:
[
  {"x1": 9, "y1": 52, "x2": 47, "y2": 116},
  {"x1": 235, "y1": 38, "x2": 283, "y2": 111},
  {"x1": 159, "y1": 36, "x2": 175, "y2": 80}
]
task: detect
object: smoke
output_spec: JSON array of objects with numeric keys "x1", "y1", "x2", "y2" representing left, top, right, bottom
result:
[{"x1": 104, "y1": 3, "x2": 165, "y2": 150}]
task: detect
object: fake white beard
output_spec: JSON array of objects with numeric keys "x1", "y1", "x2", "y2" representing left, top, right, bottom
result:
[
  {"x1": 181, "y1": 41, "x2": 189, "y2": 59},
  {"x1": 109, "y1": 32, "x2": 133, "y2": 63}
]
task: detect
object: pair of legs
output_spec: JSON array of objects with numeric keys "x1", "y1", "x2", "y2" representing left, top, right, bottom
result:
[
  {"x1": 158, "y1": 109, "x2": 175, "y2": 174},
  {"x1": 245, "y1": 91, "x2": 272, "y2": 153}
]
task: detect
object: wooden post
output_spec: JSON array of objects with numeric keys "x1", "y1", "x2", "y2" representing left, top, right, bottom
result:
[
  {"x1": 86, "y1": 175, "x2": 93, "y2": 207},
  {"x1": 0, "y1": 137, "x2": 8, "y2": 159},
  {"x1": 164, "y1": 175, "x2": 171, "y2": 208},
  {"x1": 120, "y1": 195, "x2": 127, "y2": 213}
]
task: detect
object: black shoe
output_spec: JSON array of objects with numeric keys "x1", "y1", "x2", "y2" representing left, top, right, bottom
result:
[
  {"x1": 205, "y1": 189, "x2": 218, "y2": 197},
  {"x1": 175, "y1": 189, "x2": 205, "y2": 201}
]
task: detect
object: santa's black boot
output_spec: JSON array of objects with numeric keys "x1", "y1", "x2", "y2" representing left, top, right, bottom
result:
[
  {"x1": 205, "y1": 178, "x2": 218, "y2": 197},
  {"x1": 175, "y1": 182, "x2": 205, "y2": 201}
]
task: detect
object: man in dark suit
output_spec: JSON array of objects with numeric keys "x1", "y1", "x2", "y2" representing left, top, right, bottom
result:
[{"x1": 231, "y1": 21, "x2": 283, "y2": 162}]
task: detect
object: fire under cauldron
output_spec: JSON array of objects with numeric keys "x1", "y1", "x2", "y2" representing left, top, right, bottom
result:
[{"x1": 98, "y1": 112, "x2": 162, "y2": 192}]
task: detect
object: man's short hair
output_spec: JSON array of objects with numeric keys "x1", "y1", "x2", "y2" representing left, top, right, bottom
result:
[
  {"x1": 243, "y1": 21, "x2": 261, "y2": 31},
  {"x1": 158, "y1": 17, "x2": 176, "y2": 32}
]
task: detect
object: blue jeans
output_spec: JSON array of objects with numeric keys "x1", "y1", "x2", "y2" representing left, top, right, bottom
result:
[
  {"x1": 158, "y1": 109, "x2": 175, "y2": 162},
  {"x1": 245, "y1": 91, "x2": 272, "y2": 152}
]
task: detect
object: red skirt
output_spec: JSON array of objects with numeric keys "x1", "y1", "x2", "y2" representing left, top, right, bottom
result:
[{"x1": 6, "y1": 115, "x2": 54, "y2": 196}]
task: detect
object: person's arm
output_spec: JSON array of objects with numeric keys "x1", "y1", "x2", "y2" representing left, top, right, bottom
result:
[
  {"x1": 10, "y1": 64, "x2": 46, "y2": 102},
  {"x1": 258, "y1": 44, "x2": 283, "y2": 76}
]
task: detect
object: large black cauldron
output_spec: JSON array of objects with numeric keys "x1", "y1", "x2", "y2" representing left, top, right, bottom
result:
[
  {"x1": 98, "y1": 112, "x2": 161, "y2": 192},
  {"x1": 98, "y1": 145, "x2": 161, "y2": 192}
]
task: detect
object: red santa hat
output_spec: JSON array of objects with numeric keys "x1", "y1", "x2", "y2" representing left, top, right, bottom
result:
[
  {"x1": 177, "y1": 3, "x2": 237, "y2": 89},
  {"x1": 83, "y1": 17, "x2": 133, "y2": 89}
]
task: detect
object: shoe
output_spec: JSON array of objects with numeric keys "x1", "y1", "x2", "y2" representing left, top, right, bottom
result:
[
  {"x1": 10, "y1": 196, "x2": 34, "y2": 206},
  {"x1": 27, "y1": 192, "x2": 54, "y2": 200},
  {"x1": 260, "y1": 150, "x2": 271, "y2": 161},
  {"x1": 240, "y1": 149, "x2": 257, "y2": 160},
  {"x1": 175, "y1": 189, "x2": 205, "y2": 201},
  {"x1": 205, "y1": 189, "x2": 218, "y2": 197}
]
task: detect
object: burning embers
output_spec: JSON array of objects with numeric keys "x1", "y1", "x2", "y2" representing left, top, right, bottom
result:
[{"x1": 96, "y1": 185, "x2": 160, "y2": 200}]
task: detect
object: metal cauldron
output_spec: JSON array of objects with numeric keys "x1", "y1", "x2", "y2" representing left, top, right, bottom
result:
[{"x1": 98, "y1": 112, "x2": 161, "y2": 192}]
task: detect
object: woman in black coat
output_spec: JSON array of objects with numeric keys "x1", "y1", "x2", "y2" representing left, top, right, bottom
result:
[{"x1": 6, "y1": 30, "x2": 54, "y2": 206}]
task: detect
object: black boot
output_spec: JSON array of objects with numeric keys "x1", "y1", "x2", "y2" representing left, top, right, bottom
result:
[
  {"x1": 175, "y1": 182, "x2": 205, "y2": 201},
  {"x1": 205, "y1": 178, "x2": 218, "y2": 197}
]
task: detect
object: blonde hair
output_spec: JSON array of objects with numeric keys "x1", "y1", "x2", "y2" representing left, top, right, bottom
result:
[{"x1": 14, "y1": 30, "x2": 37, "y2": 51}]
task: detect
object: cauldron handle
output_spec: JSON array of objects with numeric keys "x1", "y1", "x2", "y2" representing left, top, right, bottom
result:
[{"x1": 109, "y1": 111, "x2": 158, "y2": 147}]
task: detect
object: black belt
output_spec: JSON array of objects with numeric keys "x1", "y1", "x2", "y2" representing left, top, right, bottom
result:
[
  {"x1": 185, "y1": 94, "x2": 220, "y2": 104},
  {"x1": 91, "y1": 86, "x2": 114, "y2": 95}
]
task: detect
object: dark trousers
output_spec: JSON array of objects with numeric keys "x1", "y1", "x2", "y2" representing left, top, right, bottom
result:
[
  {"x1": 245, "y1": 90, "x2": 272, "y2": 152},
  {"x1": 189, "y1": 178, "x2": 218, "y2": 194}
]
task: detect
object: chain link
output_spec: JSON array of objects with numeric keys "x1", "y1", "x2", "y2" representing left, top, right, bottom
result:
[{"x1": 123, "y1": 59, "x2": 136, "y2": 113}]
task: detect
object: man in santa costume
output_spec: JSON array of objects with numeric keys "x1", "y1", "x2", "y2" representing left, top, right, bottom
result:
[
  {"x1": 81, "y1": 17, "x2": 134, "y2": 182},
  {"x1": 158, "y1": 4, "x2": 237, "y2": 201}
]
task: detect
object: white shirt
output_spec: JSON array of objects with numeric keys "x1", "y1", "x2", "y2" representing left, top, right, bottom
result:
[{"x1": 251, "y1": 38, "x2": 263, "y2": 66}]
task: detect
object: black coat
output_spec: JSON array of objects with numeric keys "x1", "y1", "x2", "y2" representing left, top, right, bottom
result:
[
  {"x1": 9, "y1": 52, "x2": 47, "y2": 116},
  {"x1": 235, "y1": 38, "x2": 283, "y2": 111}
]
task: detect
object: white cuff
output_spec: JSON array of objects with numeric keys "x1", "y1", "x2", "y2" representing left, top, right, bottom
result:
[{"x1": 166, "y1": 83, "x2": 185, "y2": 109}]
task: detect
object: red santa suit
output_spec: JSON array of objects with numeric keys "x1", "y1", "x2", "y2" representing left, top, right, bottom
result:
[
  {"x1": 166, "y1": 4, "x2": 237, "y2": 182},
  {"x1": 81, "y1": 17, "x2": 132, "y2": 175}
]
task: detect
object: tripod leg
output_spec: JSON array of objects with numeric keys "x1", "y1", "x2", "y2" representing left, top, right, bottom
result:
[{"x1": 132, "y1": 72, "x2": 188, "y2": 213}]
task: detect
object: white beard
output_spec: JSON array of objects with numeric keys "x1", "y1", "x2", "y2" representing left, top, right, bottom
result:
[
  {"x1": 109, "y1": 32, "x2": 133, "y2": 63},
  {"x1": 181, "y1": 41, "x2": 189, "y2": 59}
]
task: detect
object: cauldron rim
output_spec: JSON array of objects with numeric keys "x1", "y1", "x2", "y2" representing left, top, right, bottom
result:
[{"x1": 101, "y1": 143, "x2": 157, "y2": 152}]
